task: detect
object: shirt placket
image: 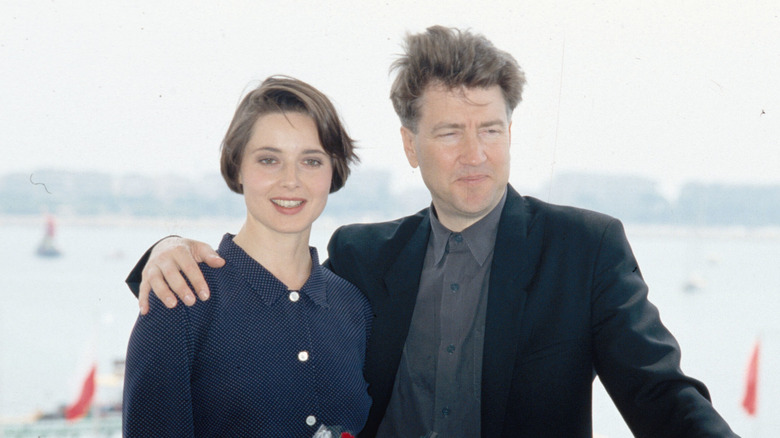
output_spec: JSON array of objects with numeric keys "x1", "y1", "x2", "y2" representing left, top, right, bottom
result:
[{"x1": 433, "y1": 232, "x2": 477, "y2": 433}]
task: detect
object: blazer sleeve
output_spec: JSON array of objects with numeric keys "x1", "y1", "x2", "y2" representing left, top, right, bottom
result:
[
  {"x1": 591, "y1": 220, "x2": 736, "y2": 437},
  {"x1": 323, "y1": 226, "x2": 345, "y2": 276}
]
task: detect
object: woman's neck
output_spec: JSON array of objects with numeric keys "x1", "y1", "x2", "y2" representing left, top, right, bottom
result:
[{"x1": 233, "y1": 223, "x2": 313, "y2": 290}]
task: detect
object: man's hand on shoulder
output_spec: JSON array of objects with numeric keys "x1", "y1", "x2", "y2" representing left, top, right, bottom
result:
[{"x1": 139, "y1": 237, "x2": 225, "y2": 315}]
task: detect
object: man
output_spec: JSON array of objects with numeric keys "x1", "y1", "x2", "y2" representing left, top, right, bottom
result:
[{"x1": 127, "y1": 26, "x2": 736, "y2": 437}]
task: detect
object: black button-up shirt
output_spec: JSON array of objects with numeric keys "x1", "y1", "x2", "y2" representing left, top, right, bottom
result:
[{"x1": 378, "y1": 190, "x2": 507, "y2": 437}]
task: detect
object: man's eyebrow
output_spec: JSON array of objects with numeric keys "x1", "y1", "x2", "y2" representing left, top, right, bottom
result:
[
  {"x1": 431, "y1": 120, "x2": 506, "y2": 131},
  {"x1": 478, "y1": 119, "x2": 507, "y2": 128},
  {"x1": 431, "y1": 122, "x2": 464, "y2": 131}
]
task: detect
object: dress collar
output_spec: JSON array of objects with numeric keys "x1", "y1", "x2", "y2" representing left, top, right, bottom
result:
[{"x1": 217, "y1": 234, "x2": 328, "y2": 308}]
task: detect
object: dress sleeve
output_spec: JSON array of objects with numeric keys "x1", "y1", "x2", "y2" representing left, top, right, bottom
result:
[
  {"x1": 591, "y1": 219, "x2": 736, "y2": 437},
  {"x1": 122, "y1": 293, "x2": 195, "y2": 437}
]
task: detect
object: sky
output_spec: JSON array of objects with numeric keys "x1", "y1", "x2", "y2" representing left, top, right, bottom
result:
[{"x1": 2, "y1": 0, "x2": 779, "y2": 196}]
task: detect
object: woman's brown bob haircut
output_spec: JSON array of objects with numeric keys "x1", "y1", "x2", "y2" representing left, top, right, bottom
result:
[
  {"x1": 390, "y1": 26, "x2": 527, "y2": 132},
  {"x1": 221, "y1": 76, "x2": 358, "y2": 194}
]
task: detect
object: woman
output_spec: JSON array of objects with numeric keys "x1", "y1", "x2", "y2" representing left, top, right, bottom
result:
[{"x1": 123, "y1": 76, "x2": 371, "y2": 437}]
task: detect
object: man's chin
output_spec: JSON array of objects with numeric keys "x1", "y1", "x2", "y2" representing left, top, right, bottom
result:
[
  {"x1": 458, "y1": 191, "x2": 503, "y2": 214},
  {"x1": 452, "y1": 199, "x2": 500, "y2": 220}
]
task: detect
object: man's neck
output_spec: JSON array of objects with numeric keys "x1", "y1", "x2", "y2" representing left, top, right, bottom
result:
[{"x1": 432, "y1": 188, "x2": 507, "y2": 232}]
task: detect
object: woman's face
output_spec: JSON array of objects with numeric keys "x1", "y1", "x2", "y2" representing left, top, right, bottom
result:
[{"x1": 239, "y1": 112, "x2": 332, "y2": 237}]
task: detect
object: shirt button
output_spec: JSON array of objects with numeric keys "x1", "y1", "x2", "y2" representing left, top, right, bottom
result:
[
  {"x1": 453, "y1": 234, "x2": 463, "y2": 243},
  {"x1": 298, "y1": 351, "x2": 309, "y2": 362},
  {"x1": 447, "y1": 344, "x2": 456, "y2": 354},
  {"x1": 306, "y1": 415, "x2": 317, "y2": 426},
  {"x1": 450, "y1": 283, "x2": 459, "y2": 292},
  {"x1": 289, "y1": 291, "x2": 300, "y2": 302}
]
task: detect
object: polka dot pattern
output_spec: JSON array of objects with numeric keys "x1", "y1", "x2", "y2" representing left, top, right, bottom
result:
[{"x1": 123, "y1": 234, "x2": 372, "y2": 437}]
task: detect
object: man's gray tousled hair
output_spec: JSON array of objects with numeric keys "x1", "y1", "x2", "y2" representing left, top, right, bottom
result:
[{"x1": 389, "y1": 25, "x2": 527, "y2": 132}]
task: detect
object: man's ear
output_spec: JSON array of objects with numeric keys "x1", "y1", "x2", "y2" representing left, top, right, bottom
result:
[{"x1": 401, "y1": 126, "x2": 419, "y2": 168}]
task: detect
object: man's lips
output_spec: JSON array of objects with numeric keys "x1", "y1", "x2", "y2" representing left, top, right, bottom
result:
[{"x1": 457, "y1": 174, "x2": 489, "y2": 183}]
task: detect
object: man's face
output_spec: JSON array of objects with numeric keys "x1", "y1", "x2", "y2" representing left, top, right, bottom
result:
[{"x1": 402, "y1": 84, "x2": 511, "y2": 231}]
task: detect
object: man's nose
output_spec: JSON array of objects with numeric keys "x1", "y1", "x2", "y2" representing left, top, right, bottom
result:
[{"x1": 460, "y1": 133, "x2": 487, "y2": 165}]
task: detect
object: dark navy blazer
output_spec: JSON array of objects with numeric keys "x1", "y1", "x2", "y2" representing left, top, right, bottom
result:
[{"x1": 324, "y1": 184, "x2": 736, "y2": 438}]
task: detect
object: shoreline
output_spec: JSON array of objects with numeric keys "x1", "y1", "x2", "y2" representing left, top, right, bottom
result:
[
  {"x1": 5, "y1": 214, "x2": 780, "y2": 240},
  {"x1": 0, "y1": 214, "x2": 243, "y2": 229}
]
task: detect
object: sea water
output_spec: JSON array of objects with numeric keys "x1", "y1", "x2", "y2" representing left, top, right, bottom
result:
[{"x1": 0, "y1": 218, "x2": 777, "y2": 437}]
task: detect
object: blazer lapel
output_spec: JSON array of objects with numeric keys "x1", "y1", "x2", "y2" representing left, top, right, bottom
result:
[
  {"x1": 364, "y1": 211, "x2": 431, "y2": 421},
  {"x1": 381, "y1": 212, "x2": 431, "y2": 344},
  {"x1": 481, "y1": 185, "x2": 542, "y2": 437}
]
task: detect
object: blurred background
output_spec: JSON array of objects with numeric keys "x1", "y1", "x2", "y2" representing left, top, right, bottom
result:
[{"x1": 1, "y1": 1, "x2": 778, "y2": 436}]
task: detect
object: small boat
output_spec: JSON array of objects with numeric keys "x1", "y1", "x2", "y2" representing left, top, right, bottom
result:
[
  {"x1": 36, "y1": 215, "x2": 62, "y2": 257},
  {"x1": 0, "y1": 359, "x2": 124, "y2": 437},
  {"x1": 682, "y1": 272, "x2": 706, "y2": 293}
]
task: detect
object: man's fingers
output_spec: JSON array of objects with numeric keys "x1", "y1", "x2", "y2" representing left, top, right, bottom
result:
[
  {"x1": 138, "y1": 282, "x2": 151, "y2": 315},
  {"x1": 148, "y1": 266, "x2": 185, "y2": 307},
  {"x1": 191, "y1": 240, "x2": 222, "y2": 263},
  {"x1": 203, "y1": 253, "x2": 226, "y2": 269},
  {"x1": 189, "y1": 241, "x2": 223, "y2": 299},
  {"x1": 152, "y1": 283, "x2": 180, "y2": 310},
  {"x1": 159, "y1": 263, "x2": 197, "y2": 306},
  {"x1": 140, "y1": 263, "x2": 178, "y2": 311},
  {"x1": 138, "y1": 237, "x2": 222, "y2": 313},
  {"x1": 180, "y1": 261, "x2": 211, "y2": 301}
]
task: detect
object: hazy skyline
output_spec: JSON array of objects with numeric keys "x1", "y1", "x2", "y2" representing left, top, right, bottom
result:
[{"x1": 2, "y1": 1, "x2": 778, "y2": 197}]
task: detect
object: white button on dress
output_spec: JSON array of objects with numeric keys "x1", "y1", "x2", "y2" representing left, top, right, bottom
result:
[
  {"x1": 306, "y1": 415, "x2": 317, "y2": 426},
  {"x1": 298, "y1": 351, "x2": 309, "y2": 362},
  {"x1": 289, "y1": 291, "x2": 300, "y2": 302}
]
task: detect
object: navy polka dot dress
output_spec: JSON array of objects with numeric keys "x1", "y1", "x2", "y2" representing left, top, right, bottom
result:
[{"x1": 123, "y1": 234, "x2": 372, "y2": 437}]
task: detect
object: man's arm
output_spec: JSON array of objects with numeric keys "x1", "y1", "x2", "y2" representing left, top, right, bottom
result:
[
  {"x1": 125, "y1": 236, "x2": 225, "y2": 314},
  {"x1": 591, "y1": 220, "x2": 737, "y2": 436}
]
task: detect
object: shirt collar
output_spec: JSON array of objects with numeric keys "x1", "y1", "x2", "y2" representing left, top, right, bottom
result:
[
  {"x1": 428, "y1": 188, "x2": 507, "y2": 266},
  {"x1": 217, "y1": 234, "x2": 328, "y2": 308}
]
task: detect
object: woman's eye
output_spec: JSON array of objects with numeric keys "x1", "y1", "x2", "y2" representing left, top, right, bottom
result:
[
  {"x1": 304, "y1": 159, "x2": 322, "y2": 167},
  {"x1": 258, "y1": 157, "x2": 277, "y2": 165}
]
